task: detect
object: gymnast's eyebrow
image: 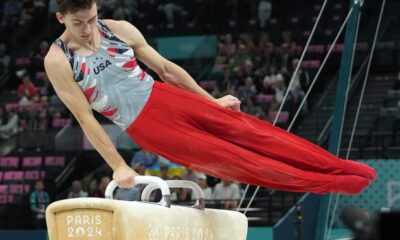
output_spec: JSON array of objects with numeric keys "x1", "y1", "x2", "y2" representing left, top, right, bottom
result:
[{"x1": 71, "y1": 15, "x2": 97, "y2": 23}]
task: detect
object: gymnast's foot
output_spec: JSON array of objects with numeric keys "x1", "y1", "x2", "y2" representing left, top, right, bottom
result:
[
  {"x1": 333, "y1": 175, "x2": 370, "y2": 195},
  {"x1": 341, "y1": 160, "x2": 377, "y2": 181}
]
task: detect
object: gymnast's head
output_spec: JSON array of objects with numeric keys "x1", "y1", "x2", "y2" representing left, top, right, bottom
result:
[{"x1": 55, "y1": 0, "x2": 99, "y2": 43}]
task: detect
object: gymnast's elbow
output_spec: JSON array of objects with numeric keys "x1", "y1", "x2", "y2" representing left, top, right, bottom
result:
[{"x1": 158, "y1": 61, "x2": 181, "y2": 87}]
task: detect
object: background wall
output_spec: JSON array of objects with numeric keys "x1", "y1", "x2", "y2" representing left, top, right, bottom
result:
[{"x1": 333, "y1": 159, "x2": 400, "y2": 227}]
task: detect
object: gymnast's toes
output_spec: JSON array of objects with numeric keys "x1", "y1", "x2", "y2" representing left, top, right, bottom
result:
[
  {"x1": 342, "y1": 160, "x2": 377, "y2": 181},
  {"x1": 333, "y1": 175, "x2": 370, "y2": 195}
]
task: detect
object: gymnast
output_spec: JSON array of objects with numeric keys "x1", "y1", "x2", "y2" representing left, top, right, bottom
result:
[{"x1": 44, "y1": 0, "x2": 376, "y2": 195}]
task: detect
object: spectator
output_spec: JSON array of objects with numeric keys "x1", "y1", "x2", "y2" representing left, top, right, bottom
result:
[
  {"x1": 37, "y1": 111, "x2": 49, "y2": 131},
  {"x1": 258, "y1": 33, "x2": 272, "y2": 55},
  {"x1": 37, "y1": 96, "x2": 50, "y2": 131},
  {"x1": 229, "y1": 44, "x2": 252, "y2": 78},
  {"x1": 17, "y1": 73, "x2": 38, "y2": 98},
  {"x1": 242, "y1": 60, "x2": 254, "y2": 78},
  {"x1": 67, "y1": 180, "x2": 88, "y2": 198},
  {"x1": 240, "y1": 33, "x2": 256, "y2": 55},
  {"x1": 170, "y1": 175, "x2": 188, "y2": 202},
  {"x1": 40, "y1": 95, "x2": 49, "y2": 109},
  {"x1": 282, "y1": 31, "x2": 293, "y2": 45},
  {"x1": 212, "y1": 180, "x2": 240, "y2": 210},
  {"x1": 182, "y1": 168, "x2": 199, "y2": 182},
  {"x1": 30, "y1": 180, "x2": 50, "y2": 229},
  {"x1": 38, "y1": 75, "x2": 54, "y2": 96},
  {"x1": 24, "y1": 106, "x2": 40, "y2": 131},
  {"x1": 259, "y1": 41, "x2": 275, "y2": 69},
  {"x1": 88, "y1": 179, "x2": 102, "y2": 198},
  {"x1": 130, "y1": 149, "x2": 158, "y2": 167},
  {"x1": 274, "y1": 80, "x2": 287, "y2": 106},
  {"x1": 218, "y1": 34, "x2": 236, "y2": 58},
  {"x1": 279, "y1": 43, "x2": 295, "y2": 74},
  {"x1": 260, "y1": 80, "x2": 276, "y2": 95},
  {"x1": 98, "y1": 176, "x2": 111, "y2": 198},
  {"x1": 290, "y1": 59, "x2": 310, "y2": 93},
  {"x1": 150, "y1": 165, "x2": 174, "y2": 201},
  {"x1": 242, "y1": 96, "x2": 265, "y2": 118},
  {"x1": 19, "y1": 94, "x2": 32, "y2": 107},
  {"x1": 210, "y1": 56, "x2": 228, "y2": 80},
  {"x1": 0, "y1": 109, "x2": 19, "y2": 139},
  {"x1": 133, "y1": 163, "x2": 147, "y2": 176},
  {"x1": 193, "y1": 174, "x2": 212, "y2": 200},
  {"x1": 236, "y1": 77, "x2": 257, "y2": 101},
  {"x1": 159, "y1": 164, "x2": 172, "y2": 180},
  {"x1": 289, "y1": 59, "x2": 309, "y2": 111},
  {"x1": 263, "y1": 64, "x2": 285, "y2": 90}
]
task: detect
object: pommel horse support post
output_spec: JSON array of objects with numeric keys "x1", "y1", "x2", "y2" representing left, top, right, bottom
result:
[{"x1": 46, "y1": 176, "x2": 248, "y2": 240}]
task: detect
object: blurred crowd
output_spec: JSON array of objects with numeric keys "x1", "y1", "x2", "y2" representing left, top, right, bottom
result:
[
  {"x1": 0, "y1": 39, "x2": 69, "y2": 142},
  {"x1": 206, "y1": 32, "x2": 309, "y2": 124},
  {"x1": 0, "y1": 0, "x2": 49, "y2": 72}
]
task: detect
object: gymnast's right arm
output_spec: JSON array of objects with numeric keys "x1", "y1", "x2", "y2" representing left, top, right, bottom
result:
[{"x1": 44, "y1": 45, "x2": 137, "y2": 188}]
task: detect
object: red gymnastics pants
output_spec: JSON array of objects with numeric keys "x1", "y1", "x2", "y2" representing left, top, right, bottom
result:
[{"x1": 126, "y1": 81, "x2": 376, "y2": 195}]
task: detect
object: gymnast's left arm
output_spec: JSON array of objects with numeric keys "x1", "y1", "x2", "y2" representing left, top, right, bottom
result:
[{"x1": 105, "y1": 19, "x2": 241, "y2": 111}]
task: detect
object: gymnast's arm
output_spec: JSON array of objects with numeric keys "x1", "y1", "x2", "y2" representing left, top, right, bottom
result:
[
  {"x1": 105, "y1": 19, "x2": 241, "y2": 111},
  {"x1": 44, "y1": 45, "x2": 137, "y2": 188}
]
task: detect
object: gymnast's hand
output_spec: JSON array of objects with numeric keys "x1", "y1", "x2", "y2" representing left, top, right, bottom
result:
[
  {"x1": 216, "y1": 95, "x2": 241, "y2": 112},
  {"x1": 113, "y1": 164, "x2": 138, "y2": 188}
]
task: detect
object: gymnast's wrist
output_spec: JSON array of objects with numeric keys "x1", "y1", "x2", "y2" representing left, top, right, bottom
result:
[{"x1": 112, "y1": 161, "x2": 129, "y2": 171}]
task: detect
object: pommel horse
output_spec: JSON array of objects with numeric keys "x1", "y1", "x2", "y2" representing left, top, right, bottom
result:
[{"x1": 46, "y1": 176, "x2": 248, "y2": 239}]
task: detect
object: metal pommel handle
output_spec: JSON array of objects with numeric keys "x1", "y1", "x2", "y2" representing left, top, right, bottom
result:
[
  {"x1": 141, "y1": 180, "x2": 205, "y2": 210},
  {"x1": 105, "y1": 176, "x2": 171, "y2": 207}
]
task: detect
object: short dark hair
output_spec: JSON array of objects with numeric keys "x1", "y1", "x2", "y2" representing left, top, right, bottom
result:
[{"x1": 57, "y1": 0, "x2": 98, "y2": 14}]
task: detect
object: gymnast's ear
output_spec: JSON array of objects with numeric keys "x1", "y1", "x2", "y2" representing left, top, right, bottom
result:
[{"x1": 56, "y1": 12, "x2": 65, "y2": 24}]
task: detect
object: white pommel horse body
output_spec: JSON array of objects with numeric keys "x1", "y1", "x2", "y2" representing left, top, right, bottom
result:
[{"x1": 46, "y1": 176, "x2": 248, "y2": 240}]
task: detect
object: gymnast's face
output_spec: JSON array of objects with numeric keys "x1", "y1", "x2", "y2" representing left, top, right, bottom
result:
[{"x1": 56, "y1": 3, "x2": 99, "y2": 43}]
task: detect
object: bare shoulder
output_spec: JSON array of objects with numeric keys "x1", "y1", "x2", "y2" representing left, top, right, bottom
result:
[
  {"x1": 103, "y1": 19, "x2": 134, "y2": 30},
  {"x1": 44, "y1": 44, "x2": 69, "y2": 68},
  {"x1": 44, "y1": 44, "x2": 73, "y2": 86},
  {"x1": 103, "y1": 19, "x2": 120, "y2": 28},
  {"x1": 102, "y1": 19, "x2": 145, "y2": 47}
]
